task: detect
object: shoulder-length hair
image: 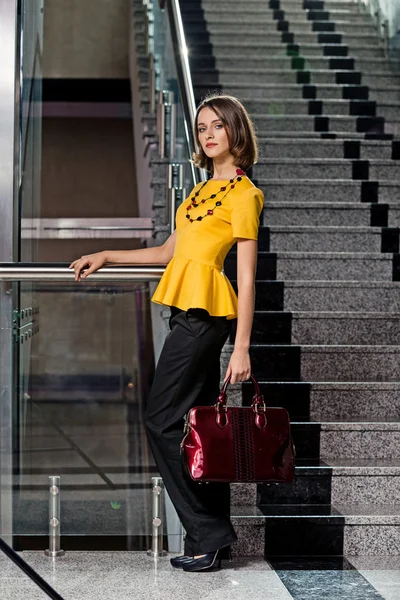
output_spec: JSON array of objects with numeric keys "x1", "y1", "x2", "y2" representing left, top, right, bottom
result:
[{"x1": 191, "y1": 93, "x2": 259, "y2": 174}]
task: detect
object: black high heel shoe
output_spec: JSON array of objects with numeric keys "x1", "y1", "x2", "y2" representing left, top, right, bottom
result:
[
  {"x1": 170, "y1": 554, "x2": 194, "y2": 568},
  {"x1": 181, "y1": 546, "x2": 233, "y2": 572}
]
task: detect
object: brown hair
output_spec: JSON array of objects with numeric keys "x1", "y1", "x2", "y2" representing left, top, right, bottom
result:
[{"x1": 191, "y1": 92, "x2": 259, "y2": 174}]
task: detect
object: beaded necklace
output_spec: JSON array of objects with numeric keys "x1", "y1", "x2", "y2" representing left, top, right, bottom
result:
[{"x1": 185, "y1": 168, "x2": 246, "y2": 223}]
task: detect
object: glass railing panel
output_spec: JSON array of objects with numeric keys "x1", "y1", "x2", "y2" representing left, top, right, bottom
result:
[
  {"x1": 149, "y1": 0, "x2": 203, "y2": 196},
  {"x1": 0, "y1": 271, "x2": 183, "y2": 553}
]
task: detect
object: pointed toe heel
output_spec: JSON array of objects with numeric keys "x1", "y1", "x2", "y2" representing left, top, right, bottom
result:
[{"x1": 170, "y1": 554, "x2": 193, "y2": 568}]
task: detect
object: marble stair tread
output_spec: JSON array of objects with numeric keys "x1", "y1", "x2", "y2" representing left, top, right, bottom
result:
[
  {"x1": 257, "y1": 179, "x2": 400, "y2": 203},
  {"x1": 265, "y1": 225, "x2": 388, "y2": 232},
  {"x1": 251, "y1": 117, "x2": 391, "y2": 135},
  {"x1": 192, "y1": 55, "x2": 395, "y2": 73},
  {"x1": 192, "y1": 81, "x2": 400, "y2": 94},
  {"x1": 188, "y1": 0, "x2": 362, "y2": 6},
  {"x1": 256, "y1": 139, "x2": 395, "y2": 159},
  {"x1": 251, "y1": 310, "x2": 400, "y2": 345},
  {"x1": 186, "y1": 30, "x2": 382, "y2": 45},
  {"x1": 187, "y1": 40, "x2": 382, "y2": 53},
  {"x1": 181, "y1": 4, "x2": 364, "y2": 14},
  {"x1": 222, "y1": 342, "x2": 400, "y2": 380},
  {"x1": 231, "y1": 504, "x2": 400, "y2": 522},
  {"x1": 242, "y1": 131, "x2": 395, "y2": 139},
  {"x1": 254, "y1": 159, "x2": 400, "y2": 179}
]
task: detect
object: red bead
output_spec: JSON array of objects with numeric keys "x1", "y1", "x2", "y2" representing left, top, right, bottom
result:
[
  {"x1": 187, "y1": 205, "x2": 192, "y2": 210},
  {"x1": 221, "y1": 187, "x2": 226, "y2": 191},
  {"x1": 231, "y1": 184, "x2": 235, "y2": 189},
  {"x1": 201, "y1": 199, "x2": 206, "y2": 203},
  {"x1": 207, "y1": 209, "x2": 213, "y2": 215},
  {"x1": 189, "y1": 218, "x2": 193, "y2": 223}
]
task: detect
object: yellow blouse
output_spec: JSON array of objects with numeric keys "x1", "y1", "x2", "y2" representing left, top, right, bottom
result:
[{"x1": 151, "y1": 175, "x2": 264, "y2": 320}]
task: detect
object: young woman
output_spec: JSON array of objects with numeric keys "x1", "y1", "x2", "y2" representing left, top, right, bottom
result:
[{"x1": 69, "y1": 93, "x2": 264, "y2": 572}]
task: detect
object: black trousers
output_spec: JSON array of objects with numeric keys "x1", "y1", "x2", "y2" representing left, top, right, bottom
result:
[{"x1": 144, "y1": 305, "x2": 238, "y2": 556}]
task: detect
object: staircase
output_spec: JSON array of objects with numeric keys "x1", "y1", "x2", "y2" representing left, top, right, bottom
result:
[{"x1": 180, "y1": 0, "x2": 400, "y2": 557}]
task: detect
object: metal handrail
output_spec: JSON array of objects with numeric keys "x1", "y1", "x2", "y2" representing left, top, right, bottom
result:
[
  {"x1": 358, "y1": 0, "x2": 390, "y2": 57},
  {"x1": 162, "y1": 0, "x2": 206, "y2": 183},
  {"x1": 0, "y1": 264, "x2": 165, "y2": 281}
]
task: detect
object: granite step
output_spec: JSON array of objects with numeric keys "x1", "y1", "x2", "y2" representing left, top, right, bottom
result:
[
  {"x1": 225, "y1": 250, "x2": 394, "y2": 281},
  {"x1": 251, "y1": 114, "x2": 386, "y2": 133},
  {"x1": 181, "y1": 5, "x2": 373, "y2": 22},
  {"x1": 264, "y1": 225, "x2": 384, "y2": 252},
  {"x1": 230, "y1": 501, "x2": 400, "y2": 556},
  {"x1": 279, "y1": 280, "x2": 400, "y2": 312},
  {"x1": 260, "y1": 202, "x2": 400, "y2": 227},
  {"x1": 254, "y1": 159, "x2": 400, "y2": 180},
  {"x1": 194, "y1": 82, "x2": 400, "y2": 103},
  {"x1": 238, "y1": 379, "x2": 400, "y2": 421},
  {"x1": 317, "y1": 422, "x2": 400, "y2": 459},
  {"x1": 291, "y1": 311, "x2": 400, "y2": 345},
  {"x1": 244, "y1": 306, "x2": 400, "y2": 346},
  {"x1": 184, "y1": 29, "x2": 382, "y2": 47},
  {"x1": 189, "y1": 54, "x2": 394, "y2": 73},
  {"x1": 222, "y1": 342, "x2": 400, "y2": 381},
  {"x1": 257, "y1": 179, "x2": 400, "y2": 203},
  {"x1": 191, "y1": 69, "x2": 400, "y2": 89},
  {"x1": 240, "y1": 98, "x2": 400, "y2": 120},
  {"x1": 186, "y1": 0, "x2": 363, "y2": 9},
  {"x1": 268, "y1": 9, "x2": 374, "y2": 23},
  {"x1": 233, "y1": 460, "x2": 400, "y2": 505},
  {"x1": 247, "y1": 310, "x2": 400, "y2": 345},
  {"x1": 187, "y1": 40, "x2": 384, "y2": 59},
  {"x1": 257, "y1": 138, "x2": 394, "y2": 159},
  {"x1": 184, "y1": 20, "x2": 378, "y2": 38}
]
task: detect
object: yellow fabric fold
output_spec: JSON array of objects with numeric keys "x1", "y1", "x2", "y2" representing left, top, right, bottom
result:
[{"x1": 151, "y1": 176, "x2": 264, "y2": 320}]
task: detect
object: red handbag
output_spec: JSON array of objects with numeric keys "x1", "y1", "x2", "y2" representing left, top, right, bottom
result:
[{"x1": 180, "y1": 374, "x2": 295, "y2": 483}]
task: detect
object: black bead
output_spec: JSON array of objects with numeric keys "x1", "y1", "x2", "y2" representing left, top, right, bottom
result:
[
  {"x1": 195, "y1": 192, "x2": 199, "y2": 196},
  {"x1": 193, "y1": 203, "x2": 198, "y2": 207},
  {"x1": 191, "y1": 197, "x2": 195, "y2": 201},
  {"x1": 197, "y1": 216, "x2": 202, "y2": 221},
  {"x1": 216, "y1": 201, "x2": 222, "y2": 206},
  {"x1": 229, "y1": 179, "x2": 234, "y2": 183},
  {"x1": 238, "y1": 177, "x2": 242, "y2": 181},
  {"x1": 186, "y1": 214, "x2": 190, "y2": 219}
]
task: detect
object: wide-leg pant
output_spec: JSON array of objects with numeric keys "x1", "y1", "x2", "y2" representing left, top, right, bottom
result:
[{"x1": 144, "y1": 305, "x2": 238, "y2": 556}]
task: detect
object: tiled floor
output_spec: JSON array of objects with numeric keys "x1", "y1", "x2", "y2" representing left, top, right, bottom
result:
[{"x1": 1, "y1": 552, "x2": 399, "y2": 600}]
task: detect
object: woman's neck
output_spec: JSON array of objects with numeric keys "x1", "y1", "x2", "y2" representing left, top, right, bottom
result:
[{"x1": 211, "y1": 170, "x2": 239, "y2": 180}]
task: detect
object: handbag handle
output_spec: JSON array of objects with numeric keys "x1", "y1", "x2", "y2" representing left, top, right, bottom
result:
[{"x1": 216, "y1": 373, "x2": 266, "y2": 413}]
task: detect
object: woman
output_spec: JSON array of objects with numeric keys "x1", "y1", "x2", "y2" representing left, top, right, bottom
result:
[{"x1": 69, "y1": 93, "x2": 264, "y2": 572}]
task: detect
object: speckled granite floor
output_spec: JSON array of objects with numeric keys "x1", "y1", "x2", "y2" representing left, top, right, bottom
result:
[{"x1": 1, "y1": 552, "x2": 399, "y2": 600}]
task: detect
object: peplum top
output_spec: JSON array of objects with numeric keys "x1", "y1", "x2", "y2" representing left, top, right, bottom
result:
[{"x1": 151, "y1": 175, "x2": 264, "y2": 320}]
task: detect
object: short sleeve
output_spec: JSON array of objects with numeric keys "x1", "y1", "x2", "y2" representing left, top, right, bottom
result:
[{"x1": 231, "y1": 187, "x2": 264, "y2": 241}]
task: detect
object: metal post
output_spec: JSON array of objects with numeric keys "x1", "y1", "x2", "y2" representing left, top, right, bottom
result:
[
  {"x1": 147, "y1": 476, "x2": 167, "y2": 557},
  {"x1": 44, "y1": 476, "x2": 65, "y2": 558},
  {"x1": 157, "y1": 91, "x2": 166, "y2": 158}
]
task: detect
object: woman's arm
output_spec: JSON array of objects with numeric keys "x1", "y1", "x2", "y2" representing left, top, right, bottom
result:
[
  {"x1": 224, "y1": 238, "x2": 257, "y2": 384},
  {"x1": 104, "y1": 230, "x2": 176, "y2": 265},
  {"x1": 69, "y1": 231, "x2": 176, "y2": 281}
]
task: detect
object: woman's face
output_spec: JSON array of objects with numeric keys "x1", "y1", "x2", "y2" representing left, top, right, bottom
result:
[{"x1": 197, "y1": 106, "x2": 231, "y2": 162}]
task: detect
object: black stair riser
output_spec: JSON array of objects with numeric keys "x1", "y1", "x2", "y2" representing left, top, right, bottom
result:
[
  {"x1": 229, "y1": 312, "x2": 292, "y2": 345},
  {"x1": 258, "y1": 467, "x2": 333, "y2": 504},
  {"x1": 264, "y1": 519, "x2": 345, "y2": 557},
  {"x1": 242, "y1": 381, "x2": 311, "y2": 420},
  {"x1": 224, "y1": 253, "x2": 276, "y2": 280},
  {"x1": 247, "y1": 346, "x2": 302, "y2": 380}
]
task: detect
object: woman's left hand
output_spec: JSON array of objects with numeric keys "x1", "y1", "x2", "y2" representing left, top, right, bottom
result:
[{"x1": 224, "y1": 349, "x2": 251, "y2": 385}]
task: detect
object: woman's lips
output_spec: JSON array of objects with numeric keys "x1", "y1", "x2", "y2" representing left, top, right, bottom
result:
[{"x1": 206, "y1": 143, "x2": 217, "y2": 148}]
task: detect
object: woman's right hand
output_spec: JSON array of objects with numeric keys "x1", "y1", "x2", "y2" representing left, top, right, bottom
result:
[{"x1": 68, "y1": 251, "x2": 107, "y2": 281}]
